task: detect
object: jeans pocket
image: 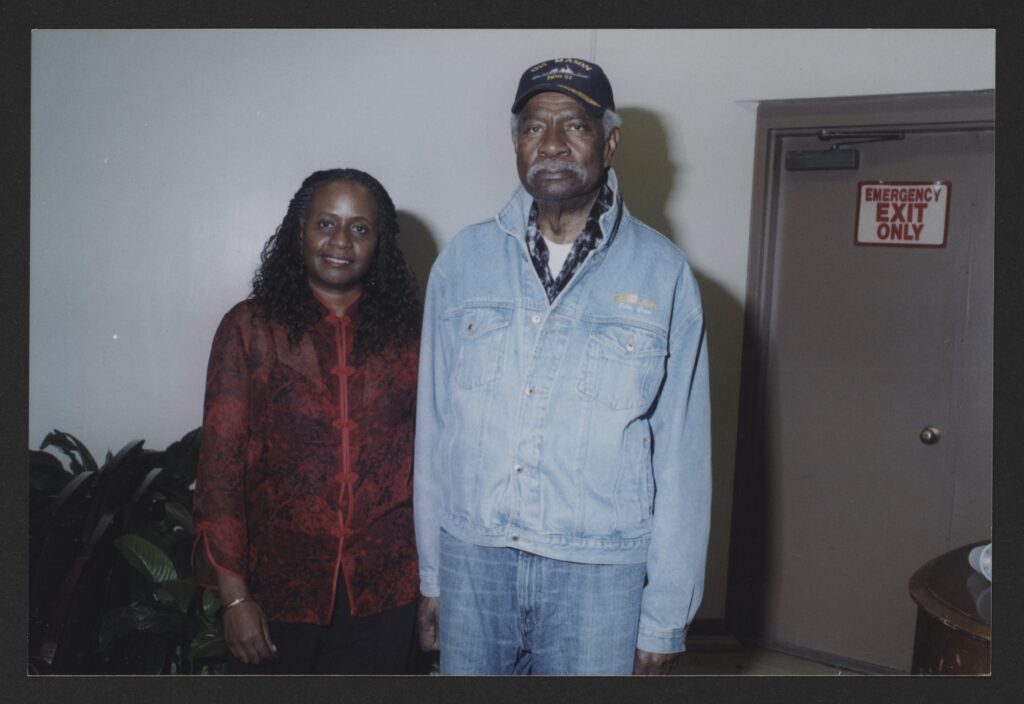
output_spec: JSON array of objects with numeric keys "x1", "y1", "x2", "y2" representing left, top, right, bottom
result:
[
  {"x1": 577, "y1": 323, "x2": 667, "y2": 410},
  {"x1": 453, "y1": 306, "x2": 513, "y2": 389}
]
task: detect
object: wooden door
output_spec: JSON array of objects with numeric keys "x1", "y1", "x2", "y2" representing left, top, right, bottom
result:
[{"x1": 728, "y1": 92, "x2": 993, "y2": 672}]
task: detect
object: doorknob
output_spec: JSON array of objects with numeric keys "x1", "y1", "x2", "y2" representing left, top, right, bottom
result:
[{"x1": 920, "y1": 426, "x2": 941, "y2": 445}]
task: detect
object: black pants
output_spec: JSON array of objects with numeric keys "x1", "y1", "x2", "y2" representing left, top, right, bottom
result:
[{"x1": 226, "y1": 577, "x2": 417, "y2": 674}]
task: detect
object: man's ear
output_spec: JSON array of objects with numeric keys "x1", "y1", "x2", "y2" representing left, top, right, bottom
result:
[{"x1": 602, "y1": 127, "x2": 620, "y2": 168}]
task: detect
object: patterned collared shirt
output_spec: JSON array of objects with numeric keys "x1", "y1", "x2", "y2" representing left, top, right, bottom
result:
[{"x1": 525, "y1": 182, "x2": 614, "y2": 303}]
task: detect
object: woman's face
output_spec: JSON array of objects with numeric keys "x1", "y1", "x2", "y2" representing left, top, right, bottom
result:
[{"x1": 301, "y1": 180, "x2": 380, "y2": 307}]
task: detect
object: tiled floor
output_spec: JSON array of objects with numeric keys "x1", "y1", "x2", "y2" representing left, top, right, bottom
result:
[{"x1": 671, "y1": 636, "x2": 863, "y2": 676}]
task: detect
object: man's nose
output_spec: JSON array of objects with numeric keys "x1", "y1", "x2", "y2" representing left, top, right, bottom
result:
[{"x1": 538, "y1": 128, "x2": 569, "y2": 157}]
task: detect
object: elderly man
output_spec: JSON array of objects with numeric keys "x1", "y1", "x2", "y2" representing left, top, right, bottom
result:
[{"x1": 414, "y1": 58, "x2": 711, "y2": 675}]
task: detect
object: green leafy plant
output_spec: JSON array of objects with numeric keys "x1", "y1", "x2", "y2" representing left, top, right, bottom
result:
[{"x1": 28, "y1": 428, "x2": 226, "y2": 674}]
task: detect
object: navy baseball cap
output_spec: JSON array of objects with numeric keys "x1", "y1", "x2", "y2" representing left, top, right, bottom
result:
[{"x1": 511, "y1": 58, "x2": 614, "y2": 118}]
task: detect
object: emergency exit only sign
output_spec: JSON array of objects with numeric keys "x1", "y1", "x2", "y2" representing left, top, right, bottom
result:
[{"x1": 854, "y1": 181, "x2": 951, "y2": 248}]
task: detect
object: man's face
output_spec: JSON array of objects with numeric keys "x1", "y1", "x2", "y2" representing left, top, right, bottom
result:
[{"x1": 514, "y1": 92, "x2": 619, "y2": 205}]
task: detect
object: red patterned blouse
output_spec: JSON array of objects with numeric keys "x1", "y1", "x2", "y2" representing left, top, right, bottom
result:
[{"x1": 192, "y1": 294, "x2": 419, "y2": 623}]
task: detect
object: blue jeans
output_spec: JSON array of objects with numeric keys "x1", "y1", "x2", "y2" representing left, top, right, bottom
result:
[{"x1": 439, "y1": 529, "x2": 646, "y2": 675}]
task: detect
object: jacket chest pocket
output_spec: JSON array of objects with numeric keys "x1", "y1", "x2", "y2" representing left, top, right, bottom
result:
[
  {"x1": 577, "y1": 323, "x2": 668, "y2": 410},
  {"x1": 453, "y1": 306, "x2": 513, "y2": 389}
]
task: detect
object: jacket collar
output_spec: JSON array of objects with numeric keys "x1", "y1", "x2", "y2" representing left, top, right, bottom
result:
[
  {"x1": 310, "y1": 285, "x2": 362, "y2": 320},
  {"x1": 496, "y1": 167, "x2": 625, "y2": 251}
]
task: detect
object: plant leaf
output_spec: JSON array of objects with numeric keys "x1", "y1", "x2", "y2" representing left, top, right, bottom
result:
[
  {"x1": 33, "y1": 470, "x2": 95, "y2": 527},
  {"x1": 93, "y1": 441, "x2": 148, "y2": 532},
  {"x1": 201, "y1": 589, "x2": 221, "y2": 620},
  {"x1": 164, "y1": 501, "x2": 195, "y2": 533},
  {"x1": 40, "y1": 430, "x2": 83, "y2": 473},
  {"x1": 113, "y1": 534, "x2": 179, "y2": 584},
  {"x1": 161, "y1": 428, "x2": 202, "y2": 476},
  {"x1": 40, "y1": 429, "x2": 98, "y2": 473},
  {"x1": 154, "y1": 586, "x2": 176, "y2": 607},
  {"x1": 153, "y1": 427, "x2": 202, "y2": 499},
  {"x1": 121, "y1": 466, "x2": 163, "y2": 530},
  {"x1": 98, "y1": 603, "x2": 186, "y2": 653},
  {"x1": 156, "y1": 579, "x2": 197, "y2": 613},
  {"x1": 29, "y1": 450, "x2": 73, "y2": 496},
  {"x1": 187, "y1": 621, "x2": 226, "y2": 659}
]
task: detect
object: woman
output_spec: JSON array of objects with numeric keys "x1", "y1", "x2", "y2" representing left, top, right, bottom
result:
[{"x1": 192, "y1": 168, "x2": 422, "y2": 674}]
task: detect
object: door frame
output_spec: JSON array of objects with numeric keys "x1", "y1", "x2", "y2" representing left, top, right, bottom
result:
[{"x1": 725, "y1": 91, "x2": 995, "y2": 667}]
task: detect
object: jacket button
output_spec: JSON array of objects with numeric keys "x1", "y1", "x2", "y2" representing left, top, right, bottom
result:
[
  {"x1": 511, "y1": 533, "x2": 520, "y2": 541},
  {"x1": 524, "y1": 387, "x2": 534, "y2": 396},
  {"x1": 514, "y1": 464, "x2": 524, "y2": 473},
  {"x1": 531, "y1": 314, "x2": 541, "y2": 324}
]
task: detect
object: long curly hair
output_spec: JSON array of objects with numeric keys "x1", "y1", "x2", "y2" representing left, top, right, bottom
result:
[{"x1": 250, "y1": 168, "x2": 421, "y2": 361}]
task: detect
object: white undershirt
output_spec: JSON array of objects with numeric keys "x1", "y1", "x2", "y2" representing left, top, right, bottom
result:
[{"x1": 545, "y1": 239, "x2": 574, "y2": 279}]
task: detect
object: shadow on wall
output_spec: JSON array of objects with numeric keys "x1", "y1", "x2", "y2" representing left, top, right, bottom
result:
[
  {"x1": 614, "y1": 107, "x2": 678, "y2": 238},
  {"x1": 396, "y1": 211, "x2": 441, "y2": 296},
  {"x1": 614, "y1": 107, "x2": 745, "y2": 624}
]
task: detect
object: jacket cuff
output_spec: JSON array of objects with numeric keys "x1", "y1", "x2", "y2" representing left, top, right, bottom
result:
[
  {"x1": 419, "y1": 573, "x2": 440, "y2": 598},
  {"x1": 636, "y1": 623, "x2": 688, "y2": 654},
  {"x1": 192, "y1": 528, "x2": 247, "y2": 588}
]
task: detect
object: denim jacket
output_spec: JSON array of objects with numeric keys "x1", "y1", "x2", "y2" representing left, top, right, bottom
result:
[{"x1": 414, "y1": 169, "x2": 711, "y2": 653}]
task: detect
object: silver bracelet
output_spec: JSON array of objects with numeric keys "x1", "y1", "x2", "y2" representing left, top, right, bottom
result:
[{"x1": 223, "y1": 596, "x2": 254, "y2": 610}]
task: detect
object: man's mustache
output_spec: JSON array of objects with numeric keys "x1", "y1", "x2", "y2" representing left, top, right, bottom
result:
[{"x1": 527, "y1": 160, "x2": 585, "y2": 181}]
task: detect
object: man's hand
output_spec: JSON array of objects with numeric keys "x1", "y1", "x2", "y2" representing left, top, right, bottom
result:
[
  {"x1": 223, "y1": 601, "x2": 277, "y2": 665},
  {"x1": 417, "y1": 595, "x2": 441, "y2": 651},
  {"x1": 633, "y1": 648, "x2": 677, "y2": 675}
]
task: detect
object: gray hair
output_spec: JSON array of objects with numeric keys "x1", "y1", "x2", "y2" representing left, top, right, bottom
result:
[{"x1": 511, "y1": 108, "x2": 622, "y2": 141}]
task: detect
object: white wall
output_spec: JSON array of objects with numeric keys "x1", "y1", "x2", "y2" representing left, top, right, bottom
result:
[{"x1": 30, "y1": 29, "x2": 994, "y2": 620}]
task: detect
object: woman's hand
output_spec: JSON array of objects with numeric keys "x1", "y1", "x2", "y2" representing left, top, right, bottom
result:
[
  {"x1": 223, "y1": 600, "x2": 277, "y2": 665},
  {"x1": 216, "y1": 570, "x2": 277, "y2": 665}
]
